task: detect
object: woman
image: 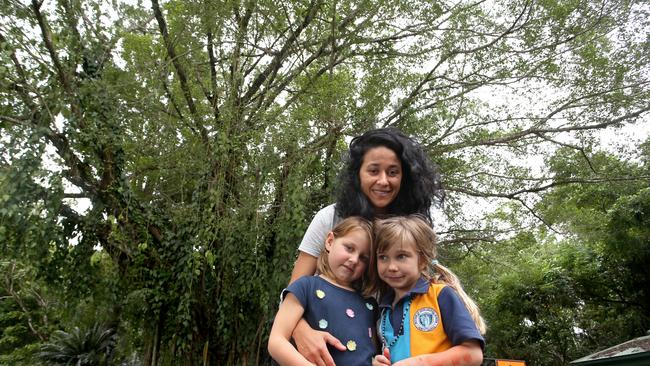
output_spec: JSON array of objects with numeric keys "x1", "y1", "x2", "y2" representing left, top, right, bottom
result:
[{"x1": 289, "y1": 127, "x2": 444, "y2": 366}]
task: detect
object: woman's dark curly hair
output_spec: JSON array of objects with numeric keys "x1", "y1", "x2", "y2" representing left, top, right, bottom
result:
[{"x1": 335, "y1": 127, "x2": 444, "y2": 224}]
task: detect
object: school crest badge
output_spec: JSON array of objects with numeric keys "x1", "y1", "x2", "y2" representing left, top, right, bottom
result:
[{"x1": 413, "y1": 307, "x2": 439, "y2": 332}]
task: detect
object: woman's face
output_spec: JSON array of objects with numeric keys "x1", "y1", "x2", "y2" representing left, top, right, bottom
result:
[{"x1": 358, "y1": 146, "x2": 402, "y2": 213}]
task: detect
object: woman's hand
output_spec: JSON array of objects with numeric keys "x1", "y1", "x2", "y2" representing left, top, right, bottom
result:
[
  {"x1": 292, "y1": 318, "x2": 346, "y2": 366},
  {"x1": 373, "y1": 347, "x2": 391, "y2": 366}
]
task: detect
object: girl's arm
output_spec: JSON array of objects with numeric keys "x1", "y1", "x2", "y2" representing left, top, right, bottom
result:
[
  {"x1": 268, "y1": 293, "x2": 314, "y2": 366},
  {"x1": 289, "y1": 252, "x2": 346, "y2": 366},
  {"x1": 393, "y1": 341, "x2": 483, "y2": 366}
]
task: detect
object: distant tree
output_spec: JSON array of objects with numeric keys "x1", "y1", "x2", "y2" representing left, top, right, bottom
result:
[
  {"x1": 539, "y1": 144, "x2": 650, "y2": 336},
  {"x1": 454, "y1": 143, "x2": 650, "y2": 365}
]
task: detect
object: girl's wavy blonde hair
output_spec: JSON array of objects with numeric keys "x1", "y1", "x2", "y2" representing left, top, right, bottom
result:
[
  {"x1": 316, "y1": 216, "x2": 375, "y2": 297},
  {"x1": 368, "y1": 215, "x2": 486, "y2": 334}
]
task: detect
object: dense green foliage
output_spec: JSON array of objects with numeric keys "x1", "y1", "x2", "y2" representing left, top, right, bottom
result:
[
  {"x1": 452, "y1": 146, "x2": 650, "y2": 365},
  {"x1": 1, "y1": 0, "x2": 648, "y2": 365}
]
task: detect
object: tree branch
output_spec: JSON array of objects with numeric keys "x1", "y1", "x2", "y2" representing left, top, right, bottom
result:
[
  {"x1": 31, "y1": 0, "x2": 72, "y2": 94},
  {"x1": 382, "y1": 0, "x2": 532, "y2": 126},
  {"x1": 151, "y1": 0, "x2": 208, "y2": 145},
  {"x1": 240, "y1": 0, "x2": 323, "y2": 104},
  {"x1": 447, "y1": 175, "x2": 650, "y2": 199},
  {"x1": 437, "y1": 105, "x2": 650, "y2": 152}
]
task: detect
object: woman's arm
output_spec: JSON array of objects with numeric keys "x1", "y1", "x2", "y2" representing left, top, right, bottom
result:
[
  {"x1": 289, "y1": 252, "x2": 345, "y2": 366},
  {"x1": 290, "y1": 252, "x2": 318, "y2": 283},
  {"x1": 393, "y1": 341, "x2": 483, "y2": 366},
  {"x1": 268, "y1": 294, "x2": 314, "y2": 366}
]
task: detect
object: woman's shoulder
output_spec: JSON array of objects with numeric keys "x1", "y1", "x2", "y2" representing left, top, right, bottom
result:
[
  {"x1": 310, "y1": 203, "x2": 338, "y2": 226},
  {"x1": 305, "y1": 203, "x2": 335, "y2": 221},
  {"x1": 315, "y1": 203, "x2": 336, "y2": 215},
  {"x1": 299, "y1": 204, "x2": 337, "y2": 257}
]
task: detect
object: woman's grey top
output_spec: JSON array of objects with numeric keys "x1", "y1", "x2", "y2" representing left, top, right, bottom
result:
[{"x1": 297, "y1": 203, "x2": 338, "y2": 258}]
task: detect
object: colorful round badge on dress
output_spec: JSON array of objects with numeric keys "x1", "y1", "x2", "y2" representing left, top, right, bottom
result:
[
  {"x1": 315, "y1": 290, "x2": 325, "y2": 299},
  {"x1": 346, "y1": 340, "x2": 357, "y2": 351},
  {"x1": 346, "y1": 308, "x2": 355, "y2": 318},
  {"x1": 366, "y1": 303, "x2": 374, "y2": 310},
  {"x1": 318, "y1": 319, "x2": 328, "y2": 329}
]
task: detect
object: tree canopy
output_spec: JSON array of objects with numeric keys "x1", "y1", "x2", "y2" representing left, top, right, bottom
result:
[{"x1": 1, "y1": 0, "x2": 648, "y2": 364}]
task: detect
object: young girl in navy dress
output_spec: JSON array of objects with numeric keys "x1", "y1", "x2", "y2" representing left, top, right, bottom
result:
[
  {"x1": 268, "y1": 217, "x2": 379, "y2": 365},
  {"x1": 370, "y1": 215, "x2": 486, "y2": 366}
]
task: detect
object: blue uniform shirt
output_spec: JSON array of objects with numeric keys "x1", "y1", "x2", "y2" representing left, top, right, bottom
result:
[{"x1": 378, "y1": 277, "x2": 485, "y2": 362}]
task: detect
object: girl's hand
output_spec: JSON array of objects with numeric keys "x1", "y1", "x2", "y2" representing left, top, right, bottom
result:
[
  {"x1": 372, "y1": 347, "x2": 391, "y2": 366},
  {"x1": 292, "y1": 319, "x2": 346, "y2": 366},
  {"x1": 391, "y1": 341, "x2": 483, "y2": 366}
]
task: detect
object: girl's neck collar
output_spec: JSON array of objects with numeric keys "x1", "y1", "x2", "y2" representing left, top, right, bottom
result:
[
  {"x1": 392, "y1": 290, "x2": 408, "y2": 307},
  {"x1": 389, "y1": 277, "x2": 427, "y2": 307},
  {"x1": 318, "y1": 274, "x2": 356, "y2": 292}
]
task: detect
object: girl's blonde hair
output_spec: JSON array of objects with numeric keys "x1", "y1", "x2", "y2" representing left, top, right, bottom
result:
[
  {"x1": 316, "y1": 216, "x2": 375, "y2": 297},
  {"x1": 368, "y1": 215, "x2": 486, "y2": 334}
]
